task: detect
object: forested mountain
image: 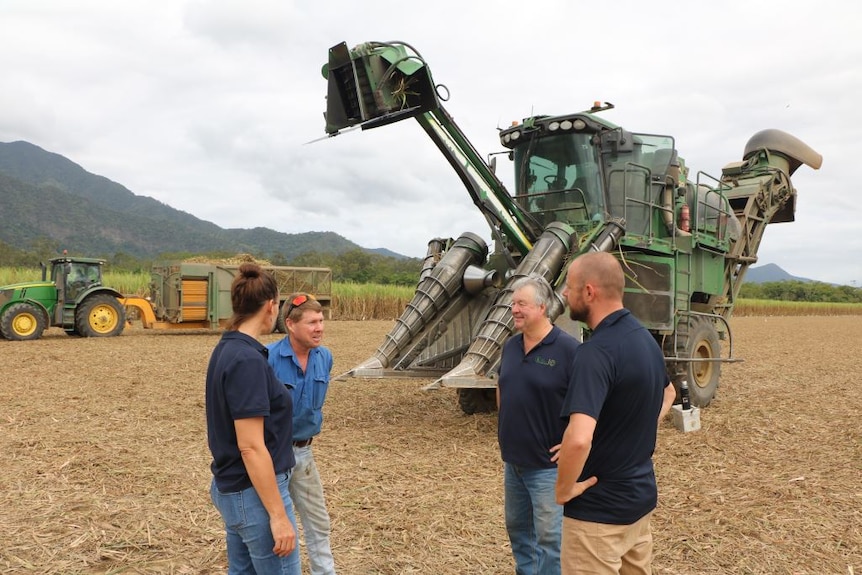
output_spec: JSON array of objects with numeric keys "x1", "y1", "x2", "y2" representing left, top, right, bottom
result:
[
  {"x1": 745, "y1": 263, "x2": 814, "y2": 284},
  {"x1": 0, "y1": 140, "x2": 381, "y2": 261}
]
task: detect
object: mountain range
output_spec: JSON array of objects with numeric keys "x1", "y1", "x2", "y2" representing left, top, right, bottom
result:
[
  {"x1": 0, "y1": 140, "x2": 403, "y2": 261},
  {"x1": 0, "y1": 140, "x2": 814, "y2": 283}
]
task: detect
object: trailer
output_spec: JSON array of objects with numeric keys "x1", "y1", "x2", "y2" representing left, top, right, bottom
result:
[{"x1": 121, "y1": 262, "x2": 332, "y2": 331}]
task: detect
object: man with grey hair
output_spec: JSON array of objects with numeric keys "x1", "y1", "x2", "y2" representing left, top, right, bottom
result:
[{"x1": 497, "y1": 275, "x2": 580, "y2": 575}]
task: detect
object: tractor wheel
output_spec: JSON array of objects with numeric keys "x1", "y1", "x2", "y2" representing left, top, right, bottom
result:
[
  {"x1": 275, "y1": 301, "x2": 288, "y2": 333},
  {"x1": 0, "y1": 303, "x2": 47, "y2": 341},
  {"x1": 76, "y1": 294, "x2": 126, "y2": 337},
  {"x1": 65, "y1": 325, "x2": 84, "y2": 337},
  {"x1": 675, "y1": 316, "x2": 721, "y2": 407},
  {"x1": 457, "y1": 388, "x2": 497, "y2": 415}
]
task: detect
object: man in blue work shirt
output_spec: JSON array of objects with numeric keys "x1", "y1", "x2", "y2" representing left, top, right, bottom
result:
[{"x1": 268, "y1": 293, "x2": 336, "y2": 575}]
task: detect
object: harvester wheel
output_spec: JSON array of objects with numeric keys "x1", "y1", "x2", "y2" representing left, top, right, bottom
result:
[
  {"x1": 457, "y1": 388, "x2": 497, "y2": 415},
  {"x1": 1, "y1": 303, "x2": 47, "y2": 341},
  {"x1": 675, "y1": 316, "x2": 721, "y2": 407},
  {"x1": 76, "y1": 294, "x2": 126, "y2": 337}
]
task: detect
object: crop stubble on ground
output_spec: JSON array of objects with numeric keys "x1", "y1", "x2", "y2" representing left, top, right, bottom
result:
[{"x1": 0, "y1": 317, "x2": 859, "y2": 574}]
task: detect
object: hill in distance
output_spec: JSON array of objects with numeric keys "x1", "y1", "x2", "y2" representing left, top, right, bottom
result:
[
  {"x1": 0, "y1": 140, "x2": 407, "y2": 261},
  {"x1": 745, "y1": 263, "x2": 816, "y2": 284}
]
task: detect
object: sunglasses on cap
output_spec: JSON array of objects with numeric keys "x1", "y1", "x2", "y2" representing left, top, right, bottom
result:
[{"x1": 285, "y1": 293, "x2": 316, "y2": 316}]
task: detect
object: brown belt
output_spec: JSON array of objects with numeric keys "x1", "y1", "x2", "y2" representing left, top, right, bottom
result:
[{"x1": 293, "y1": 437, "x2": 313, "y2": 448}]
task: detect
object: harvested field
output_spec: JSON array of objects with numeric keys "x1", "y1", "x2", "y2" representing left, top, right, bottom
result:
[{"x1": 1, "y1": 317, "x2": 860, "y2": 574}]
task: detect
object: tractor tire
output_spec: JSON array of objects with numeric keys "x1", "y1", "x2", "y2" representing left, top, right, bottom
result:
[
  {"x1": 275, "y1": 301, "x2": 288, "y2": 334},
  {"x1": 675, "y1": 316, "x2": 721, "y2": 407},
  {"x1": 0, "y1": 303, "x2": 47, "y2": 341},
  {"x1": 75, "y1": 294, "x2": 126, "y2": 338},
  {"x1": 457, "y1": 388, "x2": 497, "y2": 415}
]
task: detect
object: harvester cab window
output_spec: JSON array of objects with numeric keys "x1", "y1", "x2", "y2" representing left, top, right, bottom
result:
[{"x1": 513, "y1": 131, "x2": 603, "y2": 228}]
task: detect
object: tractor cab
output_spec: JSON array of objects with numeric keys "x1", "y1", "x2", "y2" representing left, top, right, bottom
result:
[{"x1": 49, "y1": 256, "x2": 105, "y2": 311}]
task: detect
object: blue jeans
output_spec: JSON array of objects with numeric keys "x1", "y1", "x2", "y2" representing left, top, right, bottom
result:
[
  {"x1": 504, "y1": 463, "x2": 562, "y2": 575},
  {"x1": 290, "y1": 445, "x2": 336, "y2": 575},
  {"x1": 210, "y1": 472, "x2": 302, "y2": 575}
]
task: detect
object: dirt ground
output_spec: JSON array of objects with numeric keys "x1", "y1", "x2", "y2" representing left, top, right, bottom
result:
[{"x1": 1, "y1": 316, "x2": 859, "y2": 574}]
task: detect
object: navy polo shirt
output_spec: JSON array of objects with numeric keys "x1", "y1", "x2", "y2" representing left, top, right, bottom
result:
[
  {"x1": 206, "y1": 331, "x2": 295, "y2": 493},
  {"x1": 498, "y1": 326, "x2": 580, "y2": 468},
  {"x1": 560, "y1": 309, "x2": 668, "y2": 524}
]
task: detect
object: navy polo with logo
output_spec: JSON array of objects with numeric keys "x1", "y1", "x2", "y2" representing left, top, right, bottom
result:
[{"x1": 498, "y1": 325, "x2": 580, "y2": 468}]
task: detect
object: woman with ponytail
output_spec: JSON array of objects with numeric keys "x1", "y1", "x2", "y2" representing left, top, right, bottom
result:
[{"x1": 205, "y1": 263, "x2": 301, "y2": 574}]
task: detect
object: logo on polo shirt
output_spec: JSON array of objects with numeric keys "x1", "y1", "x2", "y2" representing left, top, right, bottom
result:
[{"x1": 534, "y1": 356, "x2": 556, "y2": 367}]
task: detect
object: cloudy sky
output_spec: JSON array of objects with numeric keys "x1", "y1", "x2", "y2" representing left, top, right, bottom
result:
[{"x1": 1, "y1": 1, "x2": 859, "y2": 285}]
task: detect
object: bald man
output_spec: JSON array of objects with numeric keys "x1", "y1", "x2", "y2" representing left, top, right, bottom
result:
[{"x1": 554, "y1": 252, "x2": 675, "y2": 574}]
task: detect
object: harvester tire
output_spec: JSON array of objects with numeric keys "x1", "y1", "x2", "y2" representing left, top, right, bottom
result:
[
  {"x1": 1, "y1": 303, "x2": 47, "y2": 341},
  {"x1": 675, "y1": 316, "x2": 721, "y2": 407},
  {"x1": 76, "y1": 294, "x2": 126, "y2": 338},
  {"x1": 458, "y1": 388, "x2": 497, "y2": 415}
]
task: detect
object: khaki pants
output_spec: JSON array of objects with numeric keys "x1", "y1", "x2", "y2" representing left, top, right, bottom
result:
[{"x1": 561, "y1": 512, "x2": 652, "y2": 575}]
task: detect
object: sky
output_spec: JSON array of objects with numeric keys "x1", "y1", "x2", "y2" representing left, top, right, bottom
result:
[{"x1": 1, "y1": 1, "x2": 860, "y2": 286}]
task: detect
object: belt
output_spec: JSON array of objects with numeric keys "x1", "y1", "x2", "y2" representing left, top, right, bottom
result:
[{"x1": 293, "y1": 437, "x2": 313, "y2": 448}]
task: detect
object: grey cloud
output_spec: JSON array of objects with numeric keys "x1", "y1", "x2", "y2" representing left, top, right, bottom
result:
[{"x1": 1, "y1": 0, "x2": 860, "y2": 282}]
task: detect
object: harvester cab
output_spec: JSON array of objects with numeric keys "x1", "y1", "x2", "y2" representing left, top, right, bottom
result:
[{"x1": 321, "y1": 40, "x2": 822, "y2": 414}]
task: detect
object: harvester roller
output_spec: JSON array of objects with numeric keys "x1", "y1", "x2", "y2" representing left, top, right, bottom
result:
[
  {"x1": 439, "y1": 222, "x2": 575, "y2": 385},
  {"x1": 348, "y1": 232, "x2": 488, "y2": 375}
]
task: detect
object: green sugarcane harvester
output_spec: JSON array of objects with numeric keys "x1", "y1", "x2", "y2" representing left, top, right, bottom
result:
[{"x1": 320, "y1": 40, "x2": 822, "y2": 414}]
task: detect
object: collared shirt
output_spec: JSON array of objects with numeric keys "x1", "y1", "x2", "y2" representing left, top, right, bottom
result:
[
  {"x1": 560, "y1": 308, "x2": 668, "y2": 524},
  {"x1": 206, "y1": 330, "x2": 294, "y2": 492},
  {"x1": 498, "y1": 325, "x2": 580, "y2": 468},
  {"x1": 267, "y1": 337, "x2": 334, "y2": 442}
]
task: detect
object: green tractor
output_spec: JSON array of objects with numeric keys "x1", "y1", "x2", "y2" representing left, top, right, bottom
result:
[
  {"x1": 320, "y1": 40, "x2": 822, "y2": 413},
  {"x1": 0, "y1": 256, "x2": 126, "y2": 341}
]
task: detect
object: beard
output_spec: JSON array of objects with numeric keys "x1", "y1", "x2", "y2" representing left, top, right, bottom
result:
[{"x1": 568, "y1": 300, "x2": 588, "y2": 323}]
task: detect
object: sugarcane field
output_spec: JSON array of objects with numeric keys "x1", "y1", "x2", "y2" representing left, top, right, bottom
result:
[{"x1": 1, "y1": 316, "x2": 860, "y2": 574}]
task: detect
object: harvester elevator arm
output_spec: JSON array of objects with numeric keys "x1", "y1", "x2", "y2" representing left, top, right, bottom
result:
[
  {"x1": 322, "y1": 40, "x2": 541, "y2": 255},
  {"x1": 415, "y1": 108, "x2": 541, "y2": 255}
]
